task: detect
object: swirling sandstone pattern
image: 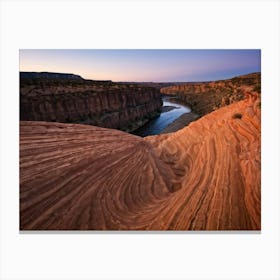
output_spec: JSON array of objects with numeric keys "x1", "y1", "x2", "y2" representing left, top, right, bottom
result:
[{"x1": 20, "y1": 93, "x2": 260, "y2": 230}]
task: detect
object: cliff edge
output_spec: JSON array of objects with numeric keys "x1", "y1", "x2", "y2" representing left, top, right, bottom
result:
[
  {"x1": 20, "y1": 72, "x2": 162, "y2": 132},
  {"x1": 161, "y1": 72, "x2": 261, "y2": 116}
]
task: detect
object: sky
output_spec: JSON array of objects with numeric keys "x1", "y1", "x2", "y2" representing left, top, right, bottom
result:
[{"x1": 19, "y1": 49, "x2": 261, "y2": 82}]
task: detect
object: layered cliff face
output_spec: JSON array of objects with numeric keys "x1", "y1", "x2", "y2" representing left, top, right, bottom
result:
[
  {"x1": 161, "y1": 72, "x2": 261, "y2": 116},
  {"x1": 20, "y1": 74, "x2": 162, "y2": 132},
  {"x1": 20, "y1": 92, "x2": 260, "y2": 230}
]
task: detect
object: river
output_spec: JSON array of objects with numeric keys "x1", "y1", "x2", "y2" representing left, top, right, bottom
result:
[{"x1": 133, "y1": 97, "x2": 191, "y2": 137}]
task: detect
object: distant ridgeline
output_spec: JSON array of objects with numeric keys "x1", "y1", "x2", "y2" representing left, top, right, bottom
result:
[
  {"x1": 20, "y1": 72, "x2": 84, "y2": 80},
  {"x1": 20, "y1": 71, "x2": 112, "y2": 84},
  {"x1": 20, "y1": 72, "x2": 162, "y2": 132}
]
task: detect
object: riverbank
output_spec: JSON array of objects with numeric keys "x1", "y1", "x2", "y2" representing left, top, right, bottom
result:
[
  {"x1": 160, "y1": 112, "x2": 200, "y2": 134},
  {"x1": 133, "y1": 98, "x2": 191, "y2": 136},
  {"x1": 161, "y1": 105, "x2": 179, "y2": 113}
]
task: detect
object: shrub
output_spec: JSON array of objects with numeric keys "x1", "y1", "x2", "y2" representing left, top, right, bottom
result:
[
  {"x1": 253, "y1": 84, "x2": 261, "y2": 93},
  {"x1": 232, "y1": 113, "x2": 242, "y2": 119}
]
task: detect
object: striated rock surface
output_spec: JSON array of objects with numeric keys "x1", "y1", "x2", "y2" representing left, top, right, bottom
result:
[
  {"x1": 161, "y1": 72, "x2": 261, "y2": 116},
  {"x1": 20, "y1": 73, "x2": 162, "y2": 132},
  {"x1": 20, "y1": 92, "x2": 261, "y2": 230}
]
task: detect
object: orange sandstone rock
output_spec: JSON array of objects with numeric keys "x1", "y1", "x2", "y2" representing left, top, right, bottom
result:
[{"x1": 20, "y1": 93, "x2": 260, "y2": 230}]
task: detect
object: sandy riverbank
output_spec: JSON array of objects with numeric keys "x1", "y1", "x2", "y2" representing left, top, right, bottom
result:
[
  {"x1": 161, "y1": 105, "x2": 180, "y2": 113},
  {"x1": 160, "y1": 112, "x2": 200, "y2": 133}
]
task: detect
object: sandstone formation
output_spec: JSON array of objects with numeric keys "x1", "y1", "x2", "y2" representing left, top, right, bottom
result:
[
  {"x1": 20, "y1": 92, "x2": 261, "y2": 230},
  {"x1": 161, "y1": 72, "x2": 261, "y2": 116},
  {"x1": 20, "y1": 73, "x2": 162, "y2": 132}
]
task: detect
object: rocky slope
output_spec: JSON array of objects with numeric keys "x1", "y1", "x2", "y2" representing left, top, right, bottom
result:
[
  {"x1": 161, "y1": 72, "x2": 261, "y2": 116},
  {"x1": 20, "y1": 92, "x2": 261, "y2": 230},
  {"x1": 20, "y1": 73, "x2": 162, "y2": 132}
]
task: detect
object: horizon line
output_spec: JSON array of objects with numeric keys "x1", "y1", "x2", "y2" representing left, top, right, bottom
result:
[{"x1": 20, "y1": 70, "x2": 261, "y2": 84}]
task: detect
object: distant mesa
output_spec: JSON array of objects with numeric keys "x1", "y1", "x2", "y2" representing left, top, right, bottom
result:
[
  {"x1": 20, "y1": 71, "x2": 113, "y2": 83},
  {"x1": 20, "y1": 71, "x2": 84, "y2": 80}
]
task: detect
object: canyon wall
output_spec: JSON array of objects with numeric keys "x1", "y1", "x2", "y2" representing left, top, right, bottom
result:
[
  {"x1": 20, "y1": 74, "x2": 162, "y2": 132},
  {"x1": 161, "y1": 72, "x2": 261, "y2": 116}
]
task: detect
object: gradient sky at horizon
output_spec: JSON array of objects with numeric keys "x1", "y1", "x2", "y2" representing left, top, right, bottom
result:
[{"x1": 20, "y1": 49, "x2": 261, "y2": 82}]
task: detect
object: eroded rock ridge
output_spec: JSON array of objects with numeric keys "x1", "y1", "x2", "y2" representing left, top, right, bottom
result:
[
  {"x1": 161, "y1": 72, "x2": 260, "y2": 116},
  {"x1": 20, "y1": 92, "x2": 260, "y2": 230}
]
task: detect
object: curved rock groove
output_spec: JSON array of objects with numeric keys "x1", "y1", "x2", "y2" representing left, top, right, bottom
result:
[{"x1": 20, "y1": 94, "x2": 260, "y2": 230}]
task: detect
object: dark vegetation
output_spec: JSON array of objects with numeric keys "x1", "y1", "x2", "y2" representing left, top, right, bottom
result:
[{"x1": 232, "y1": 113, "x2": 243, "y2": 119}]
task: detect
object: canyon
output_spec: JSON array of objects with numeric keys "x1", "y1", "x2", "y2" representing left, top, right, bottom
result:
[
  {"x1": 20, "y1": 90, "x2": 261, "y2": 230},
  {"x1": 20, "y1": 73, "x2": 162, "y2": 132},
  {"x1": 161, "y1": 72, "x2": 261, "y2": 116}
]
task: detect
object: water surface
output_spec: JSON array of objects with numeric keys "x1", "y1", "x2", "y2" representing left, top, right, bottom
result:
[{"x1": 133, "y1": 97, "x2": 191, "y2": 137}]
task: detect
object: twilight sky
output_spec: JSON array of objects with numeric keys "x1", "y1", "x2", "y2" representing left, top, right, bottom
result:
[{"x1": 19, "y1": 49, "x2": 261, "y2": 82}]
